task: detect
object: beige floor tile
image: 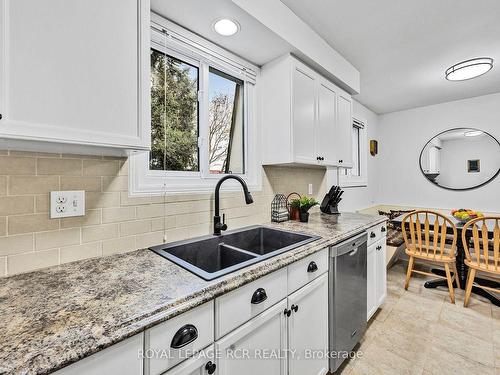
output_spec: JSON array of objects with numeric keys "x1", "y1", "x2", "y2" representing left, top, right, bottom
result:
[
  {"x1": 439, "y1": 302, "x2": 493, "y2": 342},
  {"x1": 350, "y1": 342, "x2": 423, "y2": 375},
  {"x1": 423, "y1": 345, "x2": 495, "y2": 375},
  {"x1": 431, "y1": 323, "x2": 495, "y2": 367},
  {"x1": 393, "y1": 291, "x2": 445, "y2": 322},
  {"x1": 381, "y1": 309, "x2": 437, "y2": 337}
]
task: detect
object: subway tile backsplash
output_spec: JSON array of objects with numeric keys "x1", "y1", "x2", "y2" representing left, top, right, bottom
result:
[{"x1": 0, "y1": 151, "x2": 326, "y2": 276}]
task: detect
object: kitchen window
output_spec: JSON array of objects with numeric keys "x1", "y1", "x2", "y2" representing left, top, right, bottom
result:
[
  {"x1": 340, "y1": 118, "x2": 367, "y2": 187},
  {"x1": 129, "y1": 15, "x2": 260, "y2": 195}
]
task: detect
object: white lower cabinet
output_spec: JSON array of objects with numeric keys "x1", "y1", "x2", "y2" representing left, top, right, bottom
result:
[
  {"x1": 367, "y1": 241, "x2": 377, "y2": 320},
  {"x1": 367, "y1": 235, "x2": 387, "y2": 321},
  {"x1": 161, "y1": 345, "x2": 216, "y2": 375},
  {"x1": 287, "y1": 273, "x2": 329, "y2": 375},
  {"x1": 54, "y1": 334, "x2": 143, "y2": 375},
  {"x1": 376, "y1": 240, "x2": 387, "y2": 307},
  {"x1": 144, "y1": 301, "x2": 214, "y2": 375},
  {"x1": 215, "y1": 299, "x2": 288, "y2": 375}
]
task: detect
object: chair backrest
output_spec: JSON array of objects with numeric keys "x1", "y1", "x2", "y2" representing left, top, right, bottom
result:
[
  {"x1": 401, "y1": 210, "x2": 457, "y2": 259},
  {"x1": 462, "y1": 217, "x2": 500, "y2": 273}
]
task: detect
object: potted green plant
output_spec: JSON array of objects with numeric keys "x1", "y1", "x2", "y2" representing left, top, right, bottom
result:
[{"x1": 292, "y1": 196, "x2": 319, "y2": 223}]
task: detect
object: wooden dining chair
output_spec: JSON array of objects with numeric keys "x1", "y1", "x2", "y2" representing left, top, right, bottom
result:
[
  {"x1": 461, "y1": 217, "x2": 500, "y2": 307},
  {"x1": 401, "y1": 210, "x2": 460, "y2": 303}
]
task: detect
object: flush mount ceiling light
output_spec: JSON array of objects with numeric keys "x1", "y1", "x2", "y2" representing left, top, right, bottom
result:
[
  {"x1": 464, "y1": 130, "x2": 484, "y2": 137},
  {"x1": 445, "y1": 57, "x2": 493, "y2": 81},
  {"x1": 212, "y1": 18, "x2": 240, "y2": 36}
]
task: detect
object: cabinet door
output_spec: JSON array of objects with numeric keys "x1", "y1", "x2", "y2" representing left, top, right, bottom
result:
[
  {"x1": 336, "y1": 93, "x2": 353, "y2": 168},
  {"x1": 215, "y1": 299, "x2": 287, "y2": 375},
  {"x1": 316, "y1": 80, "x2": 337, "y2": 165},
  {"x1": 288, "y1": 274, "x2": 329, "y2": 375},
  {"x1": 54, "y1": 334, "x2": 143, "y2": 375},
  {"x1": 0, "y1": 0, "x2": 150, "y2": 150},
  {"x1": 366, "y1": 243, "x2": 377, "y2": 321},
  {"x1": 291, "y1": 64, "x2": 316, "y2": 164},
  {"x1": 162, "y1": 345, "x2": 215, "y2": 375},
  {"x1": 376, "y1": 240, "x2": 387, "y2": 307}
]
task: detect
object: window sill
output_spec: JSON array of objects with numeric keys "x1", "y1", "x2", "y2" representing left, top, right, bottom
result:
[{"x1": 128, "y1": 152, "x2": 262, "y2": 196}]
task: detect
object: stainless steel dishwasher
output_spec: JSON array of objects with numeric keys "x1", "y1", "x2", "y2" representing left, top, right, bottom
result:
[{"x1": 329, "y1": 231, "x2": 367, "y2": 372}]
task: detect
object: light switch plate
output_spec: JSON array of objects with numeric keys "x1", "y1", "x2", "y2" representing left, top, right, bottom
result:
[{"x1": 50, "y1": 191, "x2": 85, "y2": 218}]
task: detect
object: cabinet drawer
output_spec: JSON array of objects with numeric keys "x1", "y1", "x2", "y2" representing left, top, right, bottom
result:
[
  {"x1": 145, "y1": 301, "x2": 214, "y2": 375},
  {"x1": 367, "y1": 222, "x2": 387, "y2": 246},
  {"x1": 215, "y1": 268, "x2": 287, "y2": 339},
  {"x1": 54, "y1": 334, "x2": 143, "y2": 375},
  {"x1": 161, "y1": 344, "x2": 215, "y2": 375},
  {"x1": 287, "y1": 248, "x2": 328, "y2": 294}
]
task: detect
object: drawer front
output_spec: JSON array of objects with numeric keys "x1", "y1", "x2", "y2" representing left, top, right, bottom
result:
[
  {"x1": 367, "y1": 222, "x2": 387, "y2": 246},
  {"x1": 287, "y1": 248, "x2": 328, "y2": 294},
  {"x1": 145, "y1": 301, "x2": 214, "y2": 375},
  {"x1": 162, "y1": 344, "x2": 215, "y2": 375},
  {"x1": 215, "y1": 268, "x2": 287, "y2": 339}
]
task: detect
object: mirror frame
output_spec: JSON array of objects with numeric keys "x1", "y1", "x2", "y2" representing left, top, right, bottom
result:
[{"x1": 419, "y1": 127, "x2": 500, "y2": 191}]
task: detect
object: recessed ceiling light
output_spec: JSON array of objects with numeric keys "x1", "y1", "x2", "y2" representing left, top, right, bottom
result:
[
  {"x1": 445, "y1": 57, "x2": 493, "y2": 81},
  {"x1": 464, "y1": 130, "x2": 483, "y2": 137},
  {"x1": 212, "y1": 18, "x2": 240, "y2": 36}
]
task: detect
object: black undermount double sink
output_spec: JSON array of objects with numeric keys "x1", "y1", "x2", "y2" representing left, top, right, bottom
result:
[{"x1": 150, "y1": 226, "x2": 320, "y2": 280}]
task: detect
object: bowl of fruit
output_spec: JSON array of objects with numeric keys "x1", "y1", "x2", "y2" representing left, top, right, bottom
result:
[{"x1": 451, "y1": 209, "x2": 483, "y2": 224}]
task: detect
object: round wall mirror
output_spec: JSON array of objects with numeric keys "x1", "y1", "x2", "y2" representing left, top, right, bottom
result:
[{"x1": 419, "y1": 128, "x2": 500, "y2": 190}]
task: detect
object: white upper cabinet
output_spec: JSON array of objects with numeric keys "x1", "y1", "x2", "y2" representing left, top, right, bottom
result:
[
  {"x1": 0, "y1": 0, "x2": 150, "y2": 153},
  {"x1": 336, "y1": 92, "x2": 354, "y2": 168},
  {"x1": 316, "y1": 79, "x2": 337, "y2": 166},
  {"x1": 261, "y1": 54, "x2": 352, "y2": 168},
  {"x1": 292, "y1": 64, "x2": 316, "y2": 164}
]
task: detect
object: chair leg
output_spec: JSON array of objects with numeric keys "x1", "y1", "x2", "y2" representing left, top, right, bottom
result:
[
  {"x1": 404, "y1": 256, "x2": 414, "y2": 290},
  {"x1": 452, "y1": 263, "x2": 461, "y2": 289},
  {"x1": 464, "y1": 269, "x2": 476, "y2": 308},
  {"x1": 444, "y1": 263, "x2": 455, "y2": 304}
]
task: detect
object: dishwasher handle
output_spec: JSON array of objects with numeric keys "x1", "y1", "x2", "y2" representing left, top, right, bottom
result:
[{"x1": 330, "y1": 232, "x2": 367, "y2": 257}]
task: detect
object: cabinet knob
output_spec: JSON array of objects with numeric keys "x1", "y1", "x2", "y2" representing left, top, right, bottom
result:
[
  {"x1": 251, "y1": 288, "x2": 268, "y2": 304},
  {"x1": 284, "y1": 308, "x2": 291, "y2": 317},
  {"x1": 381, "y1": 227, "x2": 386, "y2": 233},
  {"x1": 307, "y1": 261, "x2": 318, "y2": 273},
  {"x1": 170, "y1": 324, "x2": 198, "y2": 349},
  {"x1": 316, "y1": 156, "x2": 320, "y2": 161},
  {"x1": 376, "y1": 245, "x2": 382, "y2": 251},
  {"x1": 0, "y1": 114, "x2": 2, "y2": 120},
  {"x1": 205, "y1": 361, "x2": 216, "y2": 374},
  {"x1": 320, "y1": 156, "x2": 324, "y2": 161},
  {"x1": 370, "y1": 232, "x2": 376, "y2": 238},
  {"x1": 339, "y1": 159, "x2": 343, "y2": 163},
  {"x1": 291, "y1": 304, "x2": 299, "y2": 313}
]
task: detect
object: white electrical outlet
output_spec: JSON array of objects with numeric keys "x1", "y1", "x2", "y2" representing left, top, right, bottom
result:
[
  {"x1": 50, "y1": 191, "x2": 85, "y2": 218},
  {"x1": 308, "y1": 183, "x2": 313, "y2": 195}
]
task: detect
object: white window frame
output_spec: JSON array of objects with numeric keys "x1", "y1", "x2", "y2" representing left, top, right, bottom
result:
[
  {"x1": 129, "y1": 14, "x2": 262, "y2": 195},
  {"x1": 339, "y1": 116, "x2": 368, "y2": 188}
]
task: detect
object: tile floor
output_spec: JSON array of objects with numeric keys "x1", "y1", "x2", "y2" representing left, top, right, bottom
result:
[{"x1": 336, "y1": 262, "x2": 500, "y2": 375}]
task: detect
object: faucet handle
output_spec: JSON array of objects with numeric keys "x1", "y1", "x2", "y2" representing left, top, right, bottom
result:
[{"x1": 221, "y1": 213, "x2": 228, "y2": 232}]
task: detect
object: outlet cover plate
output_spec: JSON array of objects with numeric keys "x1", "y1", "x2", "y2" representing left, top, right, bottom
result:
[{"x1": 50, "y1": 190, "x2": 85, "y2": 218}]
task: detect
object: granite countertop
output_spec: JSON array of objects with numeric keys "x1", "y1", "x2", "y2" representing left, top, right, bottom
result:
[{"x1": 0, "y1": 212, "x2": 386, "y2": 375}]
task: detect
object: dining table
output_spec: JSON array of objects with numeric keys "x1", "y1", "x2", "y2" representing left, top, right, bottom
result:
[{"x1": 391, "y1": 213, "x2": 500, "y2": 307}]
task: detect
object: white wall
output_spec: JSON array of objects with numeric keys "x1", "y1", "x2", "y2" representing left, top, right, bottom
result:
[
  {"x1": 437, "y1": 135, "x2": 500, "y2": 188},
  {"x1": 327, "y1": 100, "x2": 379, "y2": 212},
  {"x1": 377, "y1": 92, "x2": 500, "y2": 212}
]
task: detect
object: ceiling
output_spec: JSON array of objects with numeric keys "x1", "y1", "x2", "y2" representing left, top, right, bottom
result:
[
  {"x1": 281, "y1": 0, "x2": 500, "y2": 114},
  {"x1": 150, "y1": 0, "x2": 292, "y2": 66}
]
